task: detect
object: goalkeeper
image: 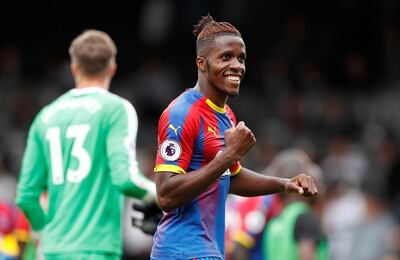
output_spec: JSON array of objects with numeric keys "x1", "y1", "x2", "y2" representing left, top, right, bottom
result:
[{"x1": 16, "y1": 30, "x2": 157, "y2": 260}]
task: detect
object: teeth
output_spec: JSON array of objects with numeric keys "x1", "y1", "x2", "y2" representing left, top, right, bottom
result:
[{"x1": 227, "y1": 76, "x2": 240, "y2": 82}]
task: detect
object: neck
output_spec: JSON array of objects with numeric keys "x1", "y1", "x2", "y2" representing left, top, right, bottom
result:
[
  {"x1": 195, "y1": 76, "x2": 228, "y2": 108},
  {"x1": 75, "y1": 77, "x2": 110, "y2": 90}
]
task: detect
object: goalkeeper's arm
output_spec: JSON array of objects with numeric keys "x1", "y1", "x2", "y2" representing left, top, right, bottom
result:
[
  {"x1": 106, "y1": 100, "x2": 156, "y2": 203},
  {"x1": 16, "y1": 119, "x2": 47, "y2": 231}
]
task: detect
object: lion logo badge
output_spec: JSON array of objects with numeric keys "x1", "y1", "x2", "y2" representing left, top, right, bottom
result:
[{"x1": 160, "y1": 139, "x2": 182, "y2": 161}]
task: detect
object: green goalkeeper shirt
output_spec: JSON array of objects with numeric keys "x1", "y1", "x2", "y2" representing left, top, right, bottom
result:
[{"x1": 16, "y1": 86, "x2": 156, "y2": 255}]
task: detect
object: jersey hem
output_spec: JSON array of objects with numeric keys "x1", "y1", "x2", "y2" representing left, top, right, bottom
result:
[{"x1": 150, "y1": 252, "x2": 223, "y2": 259}]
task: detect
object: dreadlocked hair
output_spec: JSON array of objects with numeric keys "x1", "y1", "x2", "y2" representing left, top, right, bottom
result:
[{"x1": 193, "y1": 14, "x2": 241, "y2": 55}]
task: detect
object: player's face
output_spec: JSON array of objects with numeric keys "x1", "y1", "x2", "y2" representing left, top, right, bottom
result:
[{"x1": 205, "y1": 35, "x2": 246, "y2": 97}]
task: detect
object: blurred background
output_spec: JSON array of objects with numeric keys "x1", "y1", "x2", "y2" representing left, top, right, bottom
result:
[{"x1": 1, "y1": 0, "x2": 400, "y2": 259}]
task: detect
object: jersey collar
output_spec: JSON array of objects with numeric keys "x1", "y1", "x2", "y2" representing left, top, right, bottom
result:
[
  {"x1": 205, "y1": 98, "x2": 226, "y2": 113},
  {"x1": 190, "y1": 88, "x2": 227, "y2": 113},
  {"x1": 70, "y1": 86, "x2": 108, "y2": 96}
]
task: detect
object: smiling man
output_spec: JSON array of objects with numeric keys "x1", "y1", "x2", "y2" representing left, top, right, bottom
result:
[{"x1": 151, "y1": 15, "x2": 318, "y2": 260}]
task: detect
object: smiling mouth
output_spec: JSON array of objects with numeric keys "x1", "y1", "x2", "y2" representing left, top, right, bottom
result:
[{"x1": 225, "y1": 75, "x2": 241, "y2": 83}]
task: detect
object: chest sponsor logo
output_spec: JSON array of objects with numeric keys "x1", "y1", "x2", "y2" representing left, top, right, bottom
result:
[{"x1": 160, "y1": 139, "x2": 182, "y2": 161}]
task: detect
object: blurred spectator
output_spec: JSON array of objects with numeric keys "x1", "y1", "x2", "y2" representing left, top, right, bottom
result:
[
  {"x1": 262, "y1": 156, "x2": 328, "y2": 260},
  {"x1": 226, "y1": 195, "x2": 282, "y2": 260},
  {"x1": 321, "y1": 134, "x2": 368, "y2": 189},
  {"x1": 348, "y1": 174, "x2": 400, "y2": 260},
  {"x1": 0, "y1": 200, "x2": 31, "y2": 260},
  {"x1": 0, "y1": 151, "x2": 31, "y2": 260},
  {"x1": 322, "y1": 180, "x2": 366, "y2": 260},
  {"x1": 0, "y1": 154, "x2": 17, "y2": 204},
  {"x1": 226, "y1": 148, "x2": 314, "y2": 260}
]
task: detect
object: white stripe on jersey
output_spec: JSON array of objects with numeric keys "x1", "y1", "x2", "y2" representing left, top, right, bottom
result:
[{"x1": 121, "y1": 99, "x2": 156, "y2": 203}]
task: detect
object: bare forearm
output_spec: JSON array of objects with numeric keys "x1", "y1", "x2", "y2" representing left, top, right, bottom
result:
[
  {"x1": 229, "y1": 167, "x2": 289, "y2": 196},
  {"x1": 156, "y1": 155, "x2": 236, "y2": 211}
]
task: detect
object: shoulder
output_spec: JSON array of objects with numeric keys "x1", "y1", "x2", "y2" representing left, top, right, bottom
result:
[
  {"x1": 98, "y1": 91, "x2": 138, "y2": 117},
  {"x1": 160, "y1": 90, "x2": 203, "y2": 122},
  {"x1": 34, "y1": 95, "x2": 65, "y2": 127},
  {"x1": 101, "y1": 91, "x2": 132, "y2": 107}
]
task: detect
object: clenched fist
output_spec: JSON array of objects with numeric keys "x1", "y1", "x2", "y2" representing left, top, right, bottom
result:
[
  {"x1": 223, "y1": 121, "x2": 256, "y2": 162},
  {"x1": 285, "y1": 173, "x2": 318, "y2": 197}
]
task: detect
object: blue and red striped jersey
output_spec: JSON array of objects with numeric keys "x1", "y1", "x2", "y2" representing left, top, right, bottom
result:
[{"x1": 151, "y1": 88, "x2": 241, "y2": 259}]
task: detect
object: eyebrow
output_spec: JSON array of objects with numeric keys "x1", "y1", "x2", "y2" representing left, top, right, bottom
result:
[
  {"x1": 219, "y1": 50, "x2": 233, "y2": 56},
  {"x1": 218, "y1": 50, "x2": 246, "y2": 58}
]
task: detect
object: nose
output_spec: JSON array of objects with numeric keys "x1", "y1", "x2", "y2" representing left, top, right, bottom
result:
[{"x1": 230, "y1": 59, "x2": 245, "y2": 74}]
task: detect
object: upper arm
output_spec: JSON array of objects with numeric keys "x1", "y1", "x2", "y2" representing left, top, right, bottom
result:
[
  {"x1": 154, "y1": 104, "x2": 199, "y2": 175},
  {"x1": 106, "y1": 100, "x2": 138, "y2": 168},
  {"x1": 154, "y1": 171, "x2": 175, "y2": 194}
]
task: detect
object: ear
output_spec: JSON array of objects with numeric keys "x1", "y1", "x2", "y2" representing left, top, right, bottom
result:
[
  {"x1": 196, "y1": 56, "x2": 207, "y2": 72},
  {"x1": 70, "y1": 63, "x2": 78, "y2": 78},
  {"x1": 108, "y1": 63, "x2": 117, "y2": 78}
]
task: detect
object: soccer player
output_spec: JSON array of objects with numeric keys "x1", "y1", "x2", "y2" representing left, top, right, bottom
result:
[
  {"x1": 16, "y1": 30, "x2": 157, "y2": 260},
  {"x1": 151, "y1": 15, "x2": 318, "y2": 260}
]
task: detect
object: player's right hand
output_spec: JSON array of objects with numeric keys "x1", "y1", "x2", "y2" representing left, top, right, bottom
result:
[
  {"x1": 131, "y1": 201, "x2": 163, "y2": 235},
  {"x1": 223, "y1": 121, "x2": 256, "y2": 161}
]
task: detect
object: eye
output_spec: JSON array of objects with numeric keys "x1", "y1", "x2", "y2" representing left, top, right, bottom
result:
[
  {"x1": 222, "y1": 54, "x2": 230, "y2": 61},
  {"x1": 238, "y1": 56, "x2": 245, "y2": 63}
]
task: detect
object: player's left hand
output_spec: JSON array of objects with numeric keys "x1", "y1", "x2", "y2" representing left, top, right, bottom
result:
[{"x1": 285, "y1": 173, "x2": 318, "y2": 197}]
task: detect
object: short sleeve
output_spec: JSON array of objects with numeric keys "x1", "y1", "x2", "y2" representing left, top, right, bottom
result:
[
  {"x1": 230, "y1": 162, "x2": 241, "y2": 176},
  {"x1": 154, "y1": 103, "x2": 199, "y2": 174}
]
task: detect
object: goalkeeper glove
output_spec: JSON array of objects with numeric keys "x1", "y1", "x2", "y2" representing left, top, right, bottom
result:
[{"x1": 131, "y1": 201, "x2": 163, "y2": 235}]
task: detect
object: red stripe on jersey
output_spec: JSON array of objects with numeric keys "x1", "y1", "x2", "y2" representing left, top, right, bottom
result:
[{"x1": 176, "y1": 98, "x2": 203, "y2": 170}]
